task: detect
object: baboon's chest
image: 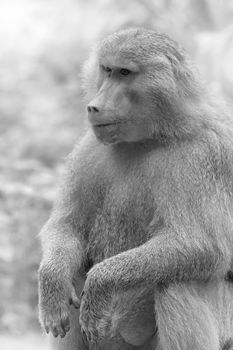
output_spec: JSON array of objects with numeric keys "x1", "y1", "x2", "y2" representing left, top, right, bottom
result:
[{"x1": 86, "y1": 180, "x2": 157, "y2": 264}]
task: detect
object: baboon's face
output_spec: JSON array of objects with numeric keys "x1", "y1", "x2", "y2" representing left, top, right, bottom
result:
[
  {"x1": 86, "y1": 36, "x2": 177, "y2": 144},
  {"x1": 86, "y1": 29, "x2": 196, "y2": 145},
  {"x1": 87, "y1": 60, "x2": 153, "y2": 145}
]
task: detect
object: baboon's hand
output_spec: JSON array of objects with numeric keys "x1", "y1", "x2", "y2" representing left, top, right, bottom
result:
[
  {"x1": 38, "y1": 265, "x2": 80, "y2": 338},
  {"x1": 79, "y1": 263, "x2": 114, "y2": 346}
]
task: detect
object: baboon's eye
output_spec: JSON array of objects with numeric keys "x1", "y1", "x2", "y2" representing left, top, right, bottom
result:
[
  {"x1": 100, "y1": 65, "x2": 112, "y2": 73},
  {"x1": 120, "y1": 68, "x2": 131, "y2": 76},
  {"x1": 104, "y1": 66, "x2": 112, "y2": 73}
]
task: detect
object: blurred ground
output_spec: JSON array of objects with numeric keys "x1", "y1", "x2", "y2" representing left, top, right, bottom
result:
[
  {"x1": 1, "y1": 334, "x2": 50, "y2": 350},
  {"x1": 0, "y1": 0, "x2": 233, "y2": 348}
]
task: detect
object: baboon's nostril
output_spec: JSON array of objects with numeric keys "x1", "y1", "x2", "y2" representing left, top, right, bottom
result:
[{"x1": 87, "y1": 105, "x2": 99, "y2": 113}]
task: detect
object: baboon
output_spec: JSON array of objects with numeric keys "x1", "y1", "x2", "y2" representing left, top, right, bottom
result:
[{"x1": 38, "y1": 28, "x2": 233, "y2": 350}]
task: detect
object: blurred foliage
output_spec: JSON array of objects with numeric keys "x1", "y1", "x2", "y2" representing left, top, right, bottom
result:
[{"x1": 0, "y1": 0, "x2": 233, "y2": 341}]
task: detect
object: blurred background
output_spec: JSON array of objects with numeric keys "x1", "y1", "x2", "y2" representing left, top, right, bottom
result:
[{"x1": 0, "y1": 0, "x2": 233, "y2": 349}]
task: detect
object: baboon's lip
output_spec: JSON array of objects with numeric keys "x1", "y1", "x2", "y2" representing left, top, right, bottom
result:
[{"x1": 93, "y1": 122, "x2": 120, "y2": 128}]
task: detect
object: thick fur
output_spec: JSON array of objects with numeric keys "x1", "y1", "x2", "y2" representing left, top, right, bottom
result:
[{"x1": 38, "y1": 28, "x2": 233, "y2": 350}]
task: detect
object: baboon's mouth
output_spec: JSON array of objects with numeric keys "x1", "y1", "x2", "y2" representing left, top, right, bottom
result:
[{"x1": 93, "y1": 122, "x2": 120, "y2": 128}]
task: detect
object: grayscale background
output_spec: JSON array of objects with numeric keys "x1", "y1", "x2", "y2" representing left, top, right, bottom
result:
[{"x1": 0, "y1": 0, "x2": 233, "y2": 349}]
